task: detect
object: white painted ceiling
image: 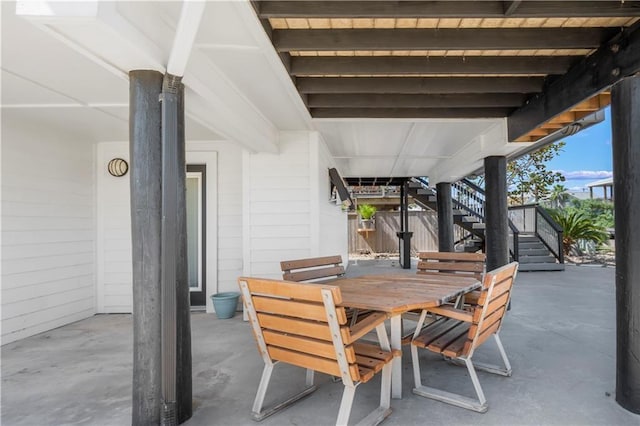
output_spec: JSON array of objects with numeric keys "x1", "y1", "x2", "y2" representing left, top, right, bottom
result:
[{"x1": 1, "y1": 1, "x2": 535, "y2": 183}]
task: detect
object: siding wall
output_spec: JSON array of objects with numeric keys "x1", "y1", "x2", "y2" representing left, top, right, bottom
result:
[
  {"x1": 243, "y1": 131, "x2": 348, "y2": 279},
  {"x1": 315, "y1": 134, "x2": 349, "y2": 263},
  {"x1": 1, "y1": 113, "x2": 96, "y2": 344},
  {"x1": 96, "y1": 140, "x2": 242, "y2": 313}
]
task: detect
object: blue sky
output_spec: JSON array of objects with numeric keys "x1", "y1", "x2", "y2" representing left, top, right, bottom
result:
[{"x1": 545, "y1": 106, "x2": 613, "y2": 193}]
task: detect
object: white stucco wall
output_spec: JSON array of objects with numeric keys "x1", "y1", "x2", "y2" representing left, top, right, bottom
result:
[
  {"x1": 1, "y1": 113, "x2": 96, "y2": 344},
  {"x1": 96, "y1": 140, "x2": 243, "y2": 313},
  {"x1": 242, "y1": 131, "x2": 348, "y2": 279}
]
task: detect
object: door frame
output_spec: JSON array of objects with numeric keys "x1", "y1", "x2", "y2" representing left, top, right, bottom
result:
[{"x1": 187, "y1": 164, "x2": 207, "y2": 306}]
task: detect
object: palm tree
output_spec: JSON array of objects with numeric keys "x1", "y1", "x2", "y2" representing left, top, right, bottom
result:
[
  {"x1": 548, "y1": 184, "x2": 571, "y2": 209},
  {"x1": 549, "y1": 210, "x2": 608, "y2": 255}
]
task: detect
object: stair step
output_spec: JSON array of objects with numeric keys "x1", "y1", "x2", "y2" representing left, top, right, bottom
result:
[
  {"x1": 519, "y1": 255, "x2": 557, "y2": 264},
  {"x1": 518, "y1": 248, "x2": 551, "y2": 256},
  {"x1": 472, "y1": 223, "x2": 485, "y2": 230},
  {"x1": 417, "y1": 189, "x2": 434, "y2": 195},
  {"x1": 518, "y1": 263, "x2": 566, "y2": 272},
  {"x1": 408, "y1": 182, "x2": 423, "y2": 188},
  {"x1": 518, "y1": 235, "x2": 539, "y2": 242},
  {"x1": 460, "y1": 216, "x2": 479, "y2": 223},
  {"x1": 519, "y1": 242, "x2": 545, "y2": 249}
]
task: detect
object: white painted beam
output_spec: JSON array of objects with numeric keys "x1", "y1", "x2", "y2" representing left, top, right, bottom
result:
[{"x1": 167, "y1": 1, "x2": 206, "y2": 77}]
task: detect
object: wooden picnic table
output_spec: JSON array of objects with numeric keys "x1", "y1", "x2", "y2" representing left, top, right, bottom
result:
[{"x1": 328, "y1": 273, "x2": 481, "y2": 399}]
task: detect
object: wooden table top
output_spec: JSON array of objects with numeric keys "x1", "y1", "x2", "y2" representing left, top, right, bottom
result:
[{"x1": 329, "y1": 273, "x2": 481, "y2": 314}]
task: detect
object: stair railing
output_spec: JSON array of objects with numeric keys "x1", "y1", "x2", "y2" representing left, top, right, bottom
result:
[
  {"x1": 508, "y1": 204, "x2": 564, "y2": 264},
  {"x1": 449, "y1": 179, "x2": 520, "y2": 261}
]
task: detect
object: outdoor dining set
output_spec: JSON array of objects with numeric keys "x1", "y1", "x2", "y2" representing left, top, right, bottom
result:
[{"x1": 237, "y1": 252, "x2": 519, "y2": 426}]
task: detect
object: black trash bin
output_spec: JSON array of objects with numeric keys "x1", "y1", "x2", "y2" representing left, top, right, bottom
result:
[{"x1": 396, "y1": 231, "x2": 413, "y2": 269}]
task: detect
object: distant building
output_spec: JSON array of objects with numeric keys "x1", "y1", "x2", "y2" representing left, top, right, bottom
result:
[{"x1": 586, "y1": 177, "x2": 614, "y2": 201}]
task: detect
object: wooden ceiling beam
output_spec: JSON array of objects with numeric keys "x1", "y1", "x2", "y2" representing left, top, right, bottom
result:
[
  {"x1": 503, "y1": 1, "x2": 523, "y2": 16},
  {"x1": 310, "y1": 107, "x2": 513, "y2": 119},
  {"x1": 290, "y1": 56, "x2": 575, "y2": 76},
  {"x1": 297, "y1": 76, "x2": 544, "y2": 94},
  {"x1": 508, "y1": 24, "x2": 640, "y2": 140},
  {"x1": 258, "y1": 1, "x2": 640, "y2": 18},
  {"x1": 273, "y1": 28, "x2": 609, "y2": 52},
  {"x1": 307, "y1": 93, "x2": 527, "y2": 108}
]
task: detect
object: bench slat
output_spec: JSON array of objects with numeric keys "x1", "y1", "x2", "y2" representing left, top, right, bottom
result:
[
  {"x1": 253, "y1": 296, "x2": 347, "y2": 325},
  {"x1": 257, "y1": 313, "x2": 351, "y2": 343},
  {"x1": 283, "y1": 265, "x2": 345, "y2": 282},
  {"x1": 418, "y1": 252, "x2": 486, "y2": 261},
  {"x1": 264, "y1": 330, "x2": 356, "y2": 363},
  {"x1": 280, "y1": 255, "x2": 343, "y2": 271},
  {"x1": 241, "y1": 277, "x2": 341, "y2": 304},
  {"x1": 418, "y1": 261, "x2": 484, "y2": 273},
  {"x1": 268, "y1": 346, "x2": 360, "y2": 381}
]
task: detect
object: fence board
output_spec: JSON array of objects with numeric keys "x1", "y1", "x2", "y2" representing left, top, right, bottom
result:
[{"x1": 349, "y1": 211, "x2": 449, "y2": 254}]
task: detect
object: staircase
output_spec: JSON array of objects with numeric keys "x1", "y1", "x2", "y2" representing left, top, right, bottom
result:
[
  {"x1": 517, "y1": 234, "x2": 565, "y2": 271},
  {"x1": 407, "y1": 178, "x2": 489, "y2": 253},
  {"x1": 407, "y1": 178, "x2": 565, "y2": 271}
]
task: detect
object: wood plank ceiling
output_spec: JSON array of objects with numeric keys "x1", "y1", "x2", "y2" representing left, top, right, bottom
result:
[{"x1": 253, "y1": 1, "x2": 640, "y2": 142}]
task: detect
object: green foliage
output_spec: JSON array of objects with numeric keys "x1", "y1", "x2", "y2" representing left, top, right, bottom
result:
[
  {"x1": 566, "y1": 198, "x2": 614, "y2": 229},
  {"x1": 548, "y1": 209, "x2": 608, "y2": 255},
  {"x1": 507, "y1": 142, "x2": 566, "y2": 205},
  {"x1": 357, "y1": 204, "x2": 377, "y2": 220}
]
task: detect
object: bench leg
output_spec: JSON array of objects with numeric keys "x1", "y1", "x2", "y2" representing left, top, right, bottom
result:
[
  {"x1": 448, "y1": 333, "x2": 512, "y2": 377},
  {"x1": 411, "y1": 350, "x2": 488, "y2": 413},
  {"x1": 336, "y1": 385, "x2": 356, "y2": 426},
  {"x1": 251, "y1": 363, "x2": 317, "y2": 421}
]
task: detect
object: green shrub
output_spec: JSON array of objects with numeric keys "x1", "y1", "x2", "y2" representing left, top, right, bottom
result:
[
  {"x1": 357, "y1": 204, "x2": 377, "y2": 220},
  {"x1": 548, "y1": 210, "x2": 608, "y2": 255}
]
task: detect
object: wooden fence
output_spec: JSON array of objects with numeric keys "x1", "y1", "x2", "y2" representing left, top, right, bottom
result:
[{"x1": 349, "y1": 211, "x2": 443, "y2": 255}]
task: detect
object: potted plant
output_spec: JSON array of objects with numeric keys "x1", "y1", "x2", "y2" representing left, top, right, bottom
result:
[{"x1": 358, "y1": 204, "x2": 377, "y2": 230}]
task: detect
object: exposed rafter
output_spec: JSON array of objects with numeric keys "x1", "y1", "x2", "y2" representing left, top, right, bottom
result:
[
  {"x1": 307, "y1": 93, "x2": 526, "y2": 108},
  {"x1": 258, "y1": 1, "x2": 640, "y2": 18},
  {"x1": 290, "y1": 56, "x2": 576, "y2": 76},
  {"x1": 508, "y1": 24, "x2": 640, "y2": 140},
  {"x1": 311, "y1": 107, "x2": 514, "y2": 119},
  {"x1": 297, "y1": 77, "x2": 543, "y2": 94},
  {"x1": 273, "y1": 28, "x2": 610, "y2": 52}
]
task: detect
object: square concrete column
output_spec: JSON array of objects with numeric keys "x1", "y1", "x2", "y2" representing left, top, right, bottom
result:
[
  {"x1": 611, "y1": 75, "x2": 640, "y2": 414},
  {"x1": 484, "y1": 156, "x2": 509, "y2": 272}
]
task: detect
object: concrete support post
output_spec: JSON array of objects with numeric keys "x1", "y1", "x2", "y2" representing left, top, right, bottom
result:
[
  {"x1": 484, "y1": 156, "x2": 509, "y2": 272},
  {"x1": 397, "y1": 181, "x2": 412, "y2": 269},
  {"x1": 129, "y1": 70, "x2": 163, "y2": 426},
  {"x1": 436, "y1": 182, "x2": 454, "y2": 252},
  {"x1": 612, "y1": 75, "x2": 640, "y2": 414}
]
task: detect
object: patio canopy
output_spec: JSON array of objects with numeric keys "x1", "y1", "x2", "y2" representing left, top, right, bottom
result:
[{"x1": 8, "y1": 1, "x2": 640, "y2": 183}]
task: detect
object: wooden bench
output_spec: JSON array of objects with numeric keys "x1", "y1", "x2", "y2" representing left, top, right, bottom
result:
[
  {"x1": 280, "y1": 255, "x2": 369, "y2": 326},
  {"x1": 410, "y1": 262, "x2": 519, "y2": 413},
  {"x1": 417, "y1": 252, "x2": 486, "y2": 305},
  {"x1": 280, "y1": 255, "x2": 345, "y2": 283},
  {"x1": 238, "y1": 277, "x2": 398, "y2": 426},
  {"x1": 400, "y1": 252, "x2": 487, "y2": 343}
]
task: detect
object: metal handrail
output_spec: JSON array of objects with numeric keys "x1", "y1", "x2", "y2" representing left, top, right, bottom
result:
[
  {"x1": 452, "y1": 179, "x2": 520, "y2": 261},
  {"x1": 508, "y1": 204, "x2": 564, "y2": 263}
]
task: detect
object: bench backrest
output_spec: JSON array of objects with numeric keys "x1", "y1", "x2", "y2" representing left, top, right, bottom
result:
[
  {"x1": 280, "y1": 255, "x2": 345, "y2": 282},
  {"x1": 238, "y1": 277, "x2": 361, "y2": 384},
  {"x1": 417, "y1": 251, "x2": 486, "y2": 281},
  {"x1": 464, "y1": 262, "x2": 518, "y2": 356}
]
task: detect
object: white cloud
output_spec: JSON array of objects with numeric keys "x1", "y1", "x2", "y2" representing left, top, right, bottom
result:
[{"x1": 555, "y1": 170, "x2": 613, "y2": 180}]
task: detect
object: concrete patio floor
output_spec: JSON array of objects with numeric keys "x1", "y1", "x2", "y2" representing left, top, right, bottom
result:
[{"x1": 2, "y1": 261, "x2": 639, "y2": 425}]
